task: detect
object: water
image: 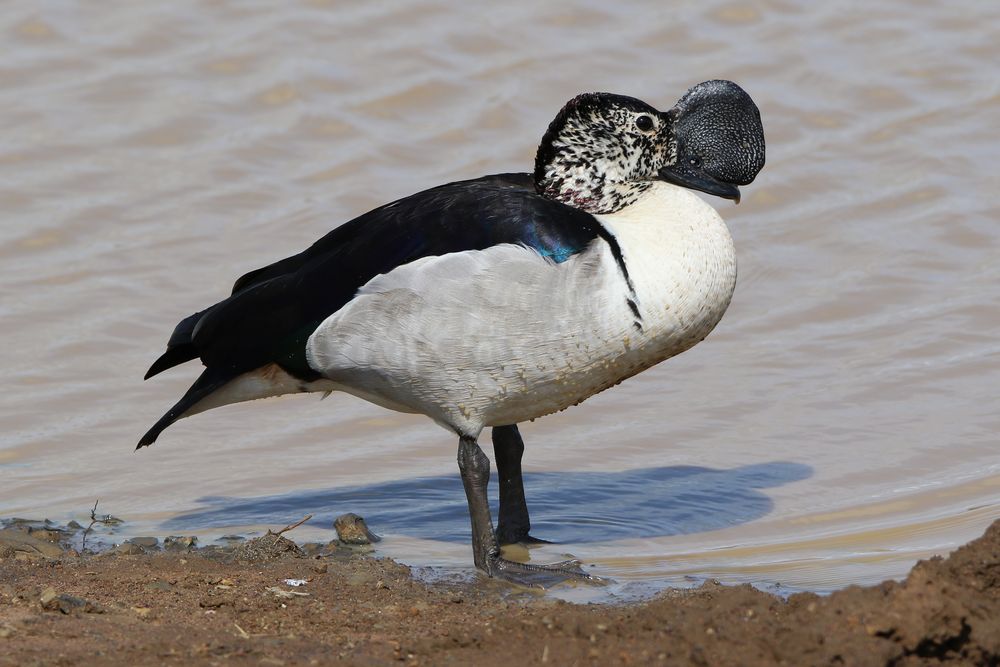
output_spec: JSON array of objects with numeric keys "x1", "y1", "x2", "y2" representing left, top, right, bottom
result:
[{"x1": 1, "y1": 0, "x2": 998, "y2": 598}]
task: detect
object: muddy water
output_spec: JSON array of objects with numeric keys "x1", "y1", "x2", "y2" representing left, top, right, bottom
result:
[{"x1": 1, "y1": 1, "x2": 997, "y2": 598}]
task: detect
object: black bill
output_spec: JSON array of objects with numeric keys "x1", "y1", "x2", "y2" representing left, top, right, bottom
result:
[{"x1": 657, "y1": 80, "x2": 765, "y2": 202}]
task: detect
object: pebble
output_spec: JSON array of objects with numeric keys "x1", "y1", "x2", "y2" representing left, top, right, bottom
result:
[
  {"x1": 199, "y1": 598, "x2": 229, "y2": 609},
  {"x1": 39, "y1": 587, "x2": 103, "y2": 614},
  {"x1": 114, "y1": 543, "x2": 145, "y2": 555},
  {"x1": 163, "y1": 536, "x2": 198, "y2": 551},
  {"x1": 129, "y1": 537, "x2": 160, "y2": 549},
  {"x1": 146, "y1": 580, "x2": 174, "y2": 592},
  {"x1": 334, "y1": 514, "x2": 380, "y2": 545}
]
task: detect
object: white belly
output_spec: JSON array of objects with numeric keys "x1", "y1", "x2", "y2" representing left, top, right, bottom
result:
[{"x1": 306, "y1": 182, "x2": 736, "y2": 437}]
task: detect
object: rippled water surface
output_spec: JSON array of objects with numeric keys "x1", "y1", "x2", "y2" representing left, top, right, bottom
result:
[{"x1": 2, "y1": 1, "x2": 998, "y2": 598}]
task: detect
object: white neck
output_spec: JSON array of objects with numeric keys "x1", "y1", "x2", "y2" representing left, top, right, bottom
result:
[{"x1": 596, "y1": 181, "x2": 738, "y2": 352}]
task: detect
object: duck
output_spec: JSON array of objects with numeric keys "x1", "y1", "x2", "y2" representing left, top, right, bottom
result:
[{"x1": 139, "y1": 79, "x2": 765, "y2": 586}]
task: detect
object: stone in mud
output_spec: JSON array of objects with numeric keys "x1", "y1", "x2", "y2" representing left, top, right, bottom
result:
[
  {"x1": 113, "y1": 542, "x2": 145, "y2": 555},
  {"x1": 334, "y1": 513, "x2": 380, "y2": 545},
  {"x1": 163, "y1": 536, "x2": 198, "y2": 551},
  {"x1": 129, "y1": 536, "x2": 160, "y2": 549},
  {"x1": 39, "y1": 587, "x2": 103, "y2": 614},
  {"x1": 28, "y1": 528, "x2": 64, "y2": 543},
  {"x1": 0, "y1": 529, "x2": 65, "y2": 559},
  {"x1": 300, "y1": 542, "x2": 327, "y2": 557}
]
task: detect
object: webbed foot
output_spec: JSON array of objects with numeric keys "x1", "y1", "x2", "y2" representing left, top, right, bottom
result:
[{"x1": 486, "y1": 553, "x2": 606, "y2": 589}]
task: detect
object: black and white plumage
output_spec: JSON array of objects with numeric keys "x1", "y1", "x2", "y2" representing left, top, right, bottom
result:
[{"x1": 139, "y1": 80, "x2": 764, "y2": 585}]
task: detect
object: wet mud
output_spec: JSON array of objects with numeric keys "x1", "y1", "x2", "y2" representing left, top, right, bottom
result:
[{"x1": 1, "y1": 516, "x2": 997, "y2": 666}]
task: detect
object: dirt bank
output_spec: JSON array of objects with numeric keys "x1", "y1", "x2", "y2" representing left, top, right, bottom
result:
[{"x1": 1, "y1": 519, "x2": 998, "y2": 666}]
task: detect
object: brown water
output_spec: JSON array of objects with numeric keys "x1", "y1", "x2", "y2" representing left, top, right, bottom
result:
[{"x1": 1, "y1": 1, "x2": 998, "y2": 600}]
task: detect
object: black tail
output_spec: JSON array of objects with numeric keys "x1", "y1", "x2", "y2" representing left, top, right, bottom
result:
[
  {"x1": 144, "y1": 344, "x2": 198, "y2": 380},
  {"x1": 144, "y1": 309, "x2": 208, "y2": 380},
  {"x1": 136, "y1": 368, "x2": 232, "y2": 450}
]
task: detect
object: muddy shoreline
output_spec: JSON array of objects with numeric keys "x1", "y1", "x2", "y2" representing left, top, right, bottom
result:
[{"x1": 1, "y1": 518, "x2": 998, "y2": 666}]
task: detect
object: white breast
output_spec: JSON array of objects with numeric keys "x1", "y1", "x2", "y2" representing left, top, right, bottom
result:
[
  {"x1": 306, "y1": 181, "x2": 736, "y2": 437},
  {"x1": 595, "y1": 181, "x2": 738, "y2": 362}
]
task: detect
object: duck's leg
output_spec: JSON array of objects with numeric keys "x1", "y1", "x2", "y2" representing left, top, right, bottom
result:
[
  {"x1": 493, "y1": 424, "x2": 548, "y2": 545},
  {"x1": 458, "y1": 434, "x2": 603, "y2": 588}
]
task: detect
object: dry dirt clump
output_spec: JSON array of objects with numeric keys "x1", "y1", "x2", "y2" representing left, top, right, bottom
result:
[
  {"x1": 0, "y1": 518, "x2": 998, "y2": 666},
  {"x1": 231, "y1": 533, "x2": 305, "y2": 563}
]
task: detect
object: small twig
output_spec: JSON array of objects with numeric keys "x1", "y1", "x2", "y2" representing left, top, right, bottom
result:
[
  {"x1": 81, "y1": 499, "x2": 100, "y2": 552},
  {"x1": 268, "y1": 514, "x2": 313, "y2": 538},
  {"x1": 81, "y1": 499, "x2": 122, "y2": 552},
  {"x1": 233, "y1": 622, "x2": 250, "y2": 639}
]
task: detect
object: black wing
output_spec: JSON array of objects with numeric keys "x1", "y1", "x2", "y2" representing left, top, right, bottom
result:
[
  {"x1": 138, "y1": 173, "x2": 630, "y2": 448},
  {"x1": 145, "y1": 173, "x2": 614, "y2": 384},
  {"x1": 138, "y1": 173, "x2": 617, "y2": 448}
]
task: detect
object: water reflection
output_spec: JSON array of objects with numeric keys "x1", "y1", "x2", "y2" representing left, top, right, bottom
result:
[{"x1": 166, "y1": 462, "x2": 812, "y2": 544}]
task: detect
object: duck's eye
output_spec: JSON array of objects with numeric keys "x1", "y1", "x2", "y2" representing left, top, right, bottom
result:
[
  {"x1": 688, "y1": 157, "x2": 702, "y2": 167},
  {"x1": 635, "y1": 115, "x2": 654, "y2": 132}
]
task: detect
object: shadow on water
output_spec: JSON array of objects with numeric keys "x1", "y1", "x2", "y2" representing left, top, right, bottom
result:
[{"x1": 165, "y1": 462, "x2": 812, "y2": 544}]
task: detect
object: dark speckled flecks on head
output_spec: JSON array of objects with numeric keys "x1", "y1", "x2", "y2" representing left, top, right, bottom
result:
[{"x1": 534, "y1": 93, "x2": 676, "y2": 215}]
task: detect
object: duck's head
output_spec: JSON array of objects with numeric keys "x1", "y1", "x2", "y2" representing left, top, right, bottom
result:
[{"x1": 534, "y1": 80, "x2": 765, "y2": 213}]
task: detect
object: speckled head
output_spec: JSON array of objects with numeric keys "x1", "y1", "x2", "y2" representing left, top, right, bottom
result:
[
  {"x1": 534, "y1": 93, "x2": 675, "y2": 214},
  {"x1": 534, "y1": 81, "x2": 765, "y2": 212}
]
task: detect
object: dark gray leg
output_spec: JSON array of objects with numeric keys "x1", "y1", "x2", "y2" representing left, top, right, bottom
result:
[
  {"x1": 457, "y1": 435, "x2": 603, "y2": 588},
  {"x1": 458, "y1": 435, "x2": 498, "y2": 570},
  {"x1": 493, "y1": 424, "x2": 548, "y2": 545}
]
